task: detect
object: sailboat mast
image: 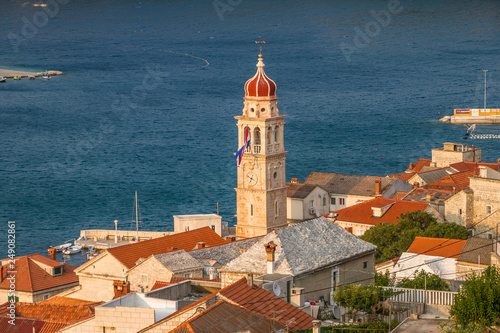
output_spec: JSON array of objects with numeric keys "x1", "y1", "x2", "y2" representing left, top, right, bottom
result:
[{"x1": 135, "y1": 191, "x2": 139, "y2": 241}]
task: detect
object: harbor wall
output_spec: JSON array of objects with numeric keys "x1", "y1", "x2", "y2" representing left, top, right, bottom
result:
[{"x1": 80, "y1": 229, "x2": 173, "y2": 241}]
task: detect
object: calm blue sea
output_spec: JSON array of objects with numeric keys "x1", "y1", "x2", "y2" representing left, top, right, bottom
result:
[{"x1": 1, "y1": 0, "x2": 499, "y2": 266}]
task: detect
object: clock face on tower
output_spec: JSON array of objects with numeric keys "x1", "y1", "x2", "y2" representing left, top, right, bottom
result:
[{"x1": 246, "y1": 172, "x2": 258, "y2": 186}]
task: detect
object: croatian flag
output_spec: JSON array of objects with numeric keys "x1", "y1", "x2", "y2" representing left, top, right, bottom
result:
[{"x1": 235, "y1": 127, "x2": 250, "y2": 167}]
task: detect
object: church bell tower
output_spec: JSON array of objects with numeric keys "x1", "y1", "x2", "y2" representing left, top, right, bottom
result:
[{"x1": 235, "y1": 47, "x2": 288, "y2": 238}]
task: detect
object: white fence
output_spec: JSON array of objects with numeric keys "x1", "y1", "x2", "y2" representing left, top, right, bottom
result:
[{"x1": 382, "y1": 287, "x2": 457, "y2": 306}]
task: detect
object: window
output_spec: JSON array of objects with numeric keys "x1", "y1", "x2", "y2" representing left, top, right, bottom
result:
[
  {"x1": 211, "y1": 225, "x2": 215, "y2": 231},
  {"x1": 363, "y1": 261, "x2": 368, "y2": 269},
  {"x1": 488, "y1": 234, "x2": 493, "y2": 240},
  {"x1": 250, "y1": 204, "x2": 254, "y2": 217},
  {"x1": 332, "y1": 268, "x2": 339, "y2": 292},
  {"x1": 309, "y1": 200, "x2": 314, "y2": 208},
  {"x1": 274, "y1": 125, "x2": 279, "y2": 143},
  {"x1": 330, "y1": 198, "x2": 336, "y2": 205},
  {"x1": 323, "y1": 196, "x2": 327, "y2": 206},
  {"x1": 486, "y1": 206, "x2": 492, "y2": 215},
  {"x1": 8, "y1": 296, "x2": 18, "y2": 302},
  {"x1": 459, "y1": 209, "x2": 462, "y2": 215},
  {"x1": 339, "y1": 198, "x2": 345, "y2": 206},
  {"x1": 43, "y1": 294, "x2": 49, "y2": 300},
  {"x1": 254, "y1": 127, "x2": 261, "y2": 145},
  {"x1": 141, "y1": 274, "x2": 148, "y2": 284},
  {"x1": 54, "y1": 266, "x2": 62, "y2": 275},
  {"x1": 275, "y1": 200, "x2": 278, "y2": 217},
  {"x1": 184, "y1": 273, "x2": 191, "y2": 278}
]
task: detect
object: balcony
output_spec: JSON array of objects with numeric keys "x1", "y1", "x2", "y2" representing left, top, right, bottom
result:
[{"x1": 253, "y1": 145, "x2": 261, "y2": 154}]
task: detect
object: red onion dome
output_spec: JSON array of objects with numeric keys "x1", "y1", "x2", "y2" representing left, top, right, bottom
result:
[{"x1": 244, "y1": 55, "x2": 277, "y2": 98}]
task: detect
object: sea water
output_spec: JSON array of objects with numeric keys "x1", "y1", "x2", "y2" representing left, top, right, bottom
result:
[{"x1": 1, "y1": 0, "x2": 499, "y2": 266}]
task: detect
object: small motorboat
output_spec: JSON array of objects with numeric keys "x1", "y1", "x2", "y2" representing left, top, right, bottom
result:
[
  {"x1": 13, "y1": 76, "x2": 21, "y2": 80},
  {"x1": 63, "y1": 244, "x2": 83, "y2": 255},
  {"x1": 87, "y1": 246, "x2": 99, "y2": 260},
  {"x1": 29, "y1": 76, "x2": 35, "y2": 80},
  {"x1": 0, "y1": 76, "x2": 6, "y2": 83},
  {"x1": 42, "y1": 73, "x2": 51, "y2": 80},
  {"x1": 49, "y1": 242, "x2": 72, "y2": 252}
]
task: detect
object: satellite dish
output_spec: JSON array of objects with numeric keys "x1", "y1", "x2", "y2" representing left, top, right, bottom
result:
[
  {"x1": 273, "y1": 282, "x2": 281, "y2": 297},
  {"x1": 333, "y1": 305, "x2": 341, "y2": 319}
]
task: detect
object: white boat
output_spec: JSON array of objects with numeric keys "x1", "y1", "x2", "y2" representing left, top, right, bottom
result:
[
  {"x1": 0, "y1": 76, "x2": 6, "y2": 83},
  {"x1": 87, "y1": 246, "x2": 99, "y2": 260},
  {"x1": 63, "y1": 244, "x2": 83, "y2": 255},
  {"x1": 49, "y1": 242, "x2": 72, "y2": 252},
  {"x1": 42, "y1": 74, "x2": 51, "y2": 80}
]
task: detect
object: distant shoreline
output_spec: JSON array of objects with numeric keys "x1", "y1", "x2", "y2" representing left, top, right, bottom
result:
[{"x1": 0, "y1": 68, "x2": 65, "y2": 78}]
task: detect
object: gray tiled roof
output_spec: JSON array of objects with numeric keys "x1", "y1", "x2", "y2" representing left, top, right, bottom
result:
[
  {"x1": 418, "y1": 168, "x2": 457, "y2": 184},
  {"x1": 286, "y1": 183, "x2": 321, "y2": 199},
  {"x1": 302, "y1": 172, "x2": 399, "y2": 196},
  {"x1": 190, "y1": 237, "x2": 262, "y2": 266},
  {"x1": 457, "y1": 237, "x2": 494, "y2": 265},
  {"x1": 221, "y1": 217, "x2": 376, "y2": 276},
  {"x1": 154, "y1": 250, "x2": 204, "y2": 272}
]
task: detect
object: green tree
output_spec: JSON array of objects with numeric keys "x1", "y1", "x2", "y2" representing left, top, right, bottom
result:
[
  {"x1": 397, "y1": 270, "x2": 449, "y2": 291},
  {"x1": 423, "y1": 222, "x2": 469, "y2": 240},
  {"x1": 375, "y1": 271, "x2": 394, "y2": 287},
  {"x1": 361, "y1": 211, "x2": 469, "y2": 264},
  {"x1": 334, "y1": 284, "x2": 381, "y2": 319},
  {"x1": 450, "y1": 266, "x2": 500, "y2": 329},
  {"x1": 360, "y1": 222, "x2": 399, "y2": 263}
]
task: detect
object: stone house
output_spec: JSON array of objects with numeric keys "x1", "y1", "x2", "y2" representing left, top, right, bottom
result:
[
  {"x1": 431, "y1": 142, "x2": 481, "y2": 168},
  {"x1": 286, "y1": 183, "x2": 329, "y2": 223},
  {"x1": 332, "y1": 197, "x2": 443, "y2": 237},
  {"x1": 62, "y1": 227, "x2": 226, "y2": 302},
  {"x1": 456, "y1": 237, "x2": 500, "y2": 278},
  {"x1": 469, "y1": 166, "x2": 500, "y2": 237},
  {"x1": 0, "y1": 254, "x2": 79, "y2": 303},
  {"x1": 127, "y1": 250, "x2": 205, "y2": 293},
  {"x1": 218, "y1": 217, "x2": 376, "y2": 303}
]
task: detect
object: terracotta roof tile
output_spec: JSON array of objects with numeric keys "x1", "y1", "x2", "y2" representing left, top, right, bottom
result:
[
  {"x1": 334, "y1": 197, "x2": 430, "y2": 226},
  {"x1": 407, "y1": 237, "x2": 467, "y2": 259},
  {"x1": 169, "y1": 300, "x2": 285, "y2": 333},
  {"x1": 0, "y1": 254, "x2": 78, "y2": 293},
  {"x1": 407, "y1": 159, "x2": 432, "y2": 173},
  {"x1": 0, "y1": 297, "x2": 102, "y2": 324},
  {"x1": 450, "y1": 161, "x2": 500, "y2": 172},
  {"x1": 107, "y1": 227, "x2": 226, "y2": 269},
  {"x1": 388, "y1": 172, "x2": 416, "y2": 182},
  {"x1": 286, "y1": 183, "x2": 320, "y2": 199},
  {"x1": 218, "y1": 278, "x2": 314, "y2": 331},
  {"x1": 424, "y1": 170, "x2": 473, "y2": 192}
]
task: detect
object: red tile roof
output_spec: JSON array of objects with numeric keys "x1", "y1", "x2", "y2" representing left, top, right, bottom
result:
[
  {"x1": 449, "y1": 161, "x2": 500, "y2": 172},
  {"x1": 407, "y1": 159, "x2": 432, "y2": 173},
  {"x1": 170, "y1": 300, "x2": 285, "y2": 333},
  {"x1": 0, "y1": 254, "x2": 78, "y2": 292},
  {"x1": 218, "y1": 278, "x2": 314, "y2": 331},
  {"x1": 0, "y1": 317, "x2": 68, "y2": 333},
  {"x1": 334, "y1": 197, "x2": 430, "y2": 226},
  {"x1": 407, "y1": 237, "x2": 467, "y2": 259},
  {"x1": 107, "y1": 227, "x2": 227, "y2": 269},
  {"x1": 0, "y1": 298, "x2": 102, "y2": 324},
  {"x1": 140, "y1": 278, "x2": 314, "y2": 332},
  {"x1": 424, "y1": 170, "x2": 473, "y2": 192},
  {"x1": 388, "y1": 172, "x2": 416, "y2": 182}
]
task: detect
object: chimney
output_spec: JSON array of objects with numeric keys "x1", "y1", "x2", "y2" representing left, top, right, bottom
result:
[
  {"x1": 170, "y1": 247, "x2": 177, "y2": 251},
  {"x1": 345, "y1": 227, "x2": 353, "y2": 234},
  {"x1": 471, "y1": 145, "x2": 475, "y2": 150},
  {"x1": 291, "y1": 178, "x2": 299, "y2": 184},
  {"x1": 226, "y1": 236, "x2": 237, "y2": 242},
  {"x1": 48, "y1": 248, "x2": 57, "y2": 261},
  {"x1": 426, "y1": 193, "x2": 434, "y2": 202},
  {"x1": 290, "y1": 287, "x2": 305, "y2": 307},
  {"x1": 375, "y1": 178, "x2": 381, "y2": 196},
  {"x1": 0, "y1": 265, "x2": 5, "y2": 283},
  {"x1": 246, "y1": 273, "x2": 253, "y2": 287},
  {"x1": 413, "y1": 182, "x2": 419, "y2": 188},
  {"x1": 479, "y1": 166, "x2": 487, "y2": 178},
  {"x1": 197, "y1": 242, "x2": 206, "y2": 249},
  {"x1": 312, "y1": 320, "x2": 321, "y2": 333},
  {"x1": 113, "y1": 281, "x2": 130, "y2": 298},
  {"x1": 497, "y1": 158, "x2": 500, "y2": 165},
  {"x1": 409, "y1": 163, "x2": 414, "y2": 169},
  {"x1": 264, "y1": 241, "x2": 277, "y2": 274}
]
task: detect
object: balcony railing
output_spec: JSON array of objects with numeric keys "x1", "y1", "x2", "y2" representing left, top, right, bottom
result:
[{"x1": 253, "y1": 145, "x2": 261, "y2": 154}]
